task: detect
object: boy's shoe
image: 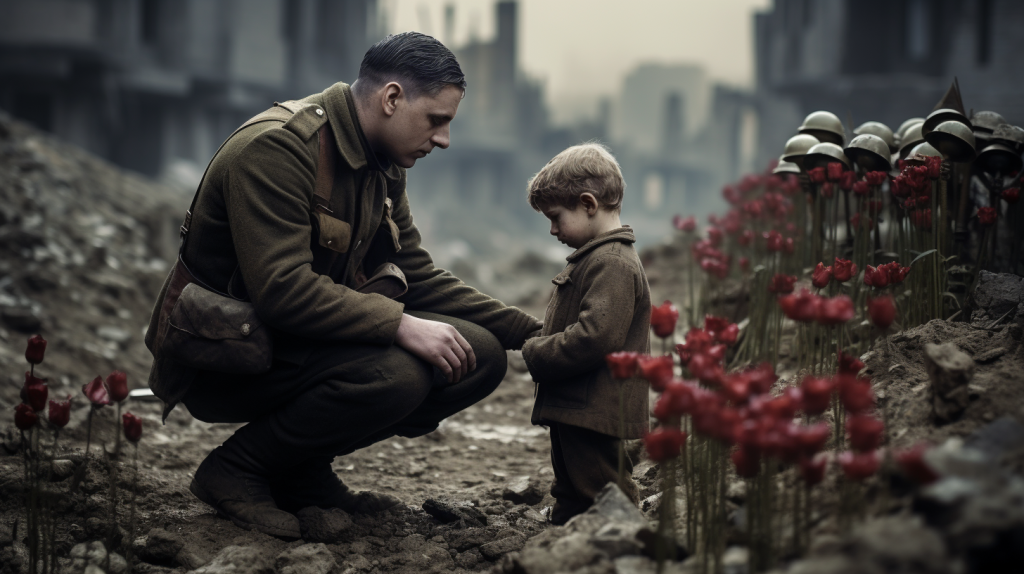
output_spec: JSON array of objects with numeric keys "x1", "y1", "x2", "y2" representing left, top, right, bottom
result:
[
  {"x1": 272, "y1": 460, "x2": 403, "y2": 514},
  {"x1": 550, "y1": 499, "x2": 591, "y2": 526},
  {"x1": 189, "y1": 448, "x2": 301, "y2": 540}
]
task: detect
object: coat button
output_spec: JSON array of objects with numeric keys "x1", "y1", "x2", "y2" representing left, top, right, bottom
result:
[
  {"x1": 241, "y1": 323, "x2": 251, "y2": 336},
  {"x1": 315, "y1": 108, "x2": 324, "y2": 116}
]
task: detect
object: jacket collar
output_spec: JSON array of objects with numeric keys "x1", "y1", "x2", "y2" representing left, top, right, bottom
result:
[
  {"x1": 566, "y1": 226, "x2": 636, "y2": 262},
  {"x1": 317, "y1": 82, "x2": 402, "y2": 182}
]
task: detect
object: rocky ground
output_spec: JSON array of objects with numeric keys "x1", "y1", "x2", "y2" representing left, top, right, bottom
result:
[{"x1": 0, "y1": 112, "x2": 1023, "y2": 574}]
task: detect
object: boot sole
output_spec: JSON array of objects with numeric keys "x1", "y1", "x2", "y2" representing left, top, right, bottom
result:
[{"x1": 189, "y1": 478, "x2": 301, "y2": 540}]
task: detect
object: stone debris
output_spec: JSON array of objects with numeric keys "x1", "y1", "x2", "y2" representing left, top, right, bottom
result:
[
  {"x1": 924, "y1": 343, "x2": 975, "y2": 422},
  {"x1": 501, "y1": 475, "x2": 546, "y2": 505},
  {"x1": 296, "y1": 506, "x2": 356, "y2": 543}
]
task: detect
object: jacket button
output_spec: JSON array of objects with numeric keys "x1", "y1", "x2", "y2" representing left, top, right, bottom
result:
[
  {"x1": 315, "y1": 108, "x2": 324, "y2": 116},
  {"x1": 241, "y1": 323, "x2": 251, "y2": 336},
  {"x1": 327, "y1": 240, "x2": 332, "y2": 245}
]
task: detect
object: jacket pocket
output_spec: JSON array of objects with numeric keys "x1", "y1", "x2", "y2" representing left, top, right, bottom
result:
[
  {"x1": 545, "y1": 374, "x2": 589, "y2": 409},
  {"x1": 316, "y1": 212, "x2": 352, "y2": 253}
]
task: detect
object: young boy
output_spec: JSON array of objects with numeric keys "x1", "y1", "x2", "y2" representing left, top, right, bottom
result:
[{"x1": 522, "y1": 143, "x2": 651, "y2": 525}]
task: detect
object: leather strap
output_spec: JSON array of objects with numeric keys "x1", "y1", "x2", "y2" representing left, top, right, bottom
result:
[{"x1": 313, "y1": 124, "x2": 336, "y2": 214}]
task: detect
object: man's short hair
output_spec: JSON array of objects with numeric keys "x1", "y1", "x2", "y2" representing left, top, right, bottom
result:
[
  {"x1": 527, "y1": 143, "x2": 625, "y2": 212},
  {"x1": 355, "y1": 32, "x2": 467, "y2": 97}
]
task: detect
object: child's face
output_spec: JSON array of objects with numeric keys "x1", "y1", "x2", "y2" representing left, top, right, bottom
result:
[{"x1": 541, "y1": 203, "x2": 594, "y2": 249}]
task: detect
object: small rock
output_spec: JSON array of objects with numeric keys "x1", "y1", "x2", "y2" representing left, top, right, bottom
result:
[
  {"x1": 585, "y1": 482, "x2": 646, "y2": 525},
  {"x1": 140, "y1": 528, "x2": 184, "y2": 564},
  {"x1": 422, "y1": 498, "x2": 487, "y2": 527},
  {"x1": 49, "y1": 459, "x2": 75, "y2": 481},
  {"x1": 447, "y1": 527, "x2": 491, "y2": 551},
  {"x1": 502, "y1": 475, "x2": 545, "y2": 505},
  {"x1": 521, "y1": 508, "x2": 547, "y2": 523},
  {"x1": 721, "y1": 546, "x2": 748, "y2": 574},
  {"x1": 190, "y1": 545, "x2": 271, "y2": 574},
  {"x1": 479, "y1": 535, "x2": 525, "y2": 561},
  {"x1": 973, "y1": 347, "x2": 1006, "y2": 363},
  {"x1": 454, "y1": 547, "x2": 482, "y2": 569},
  {"x1": 342, "y1": 553, "x2": 371, "y2": 572},
  {"x1": 97, "y1": 326, "x2": 132, "y2": 345},
  {"x1": 1, "y1": 307, "x2": 41, "y2": 332},
  {"x1": 275, "y1": 543, "x2": 336, "y2": 574},
  {"x1": 971, "y1": 271, "x2": 1023, "y2": 324},
  {"x1": 296, "y1": 507, "x2": 355, "y2": 542},
  {"x1": 924, "y1": 343, "x2": 975, "y2": 422},
  {"x1": 107, "y1": 552, "x2": 127, "y2": 574}
]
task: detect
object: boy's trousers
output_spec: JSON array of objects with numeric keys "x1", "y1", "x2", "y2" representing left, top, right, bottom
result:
[{"x1": 549, "y1": 422, "x2": 640, "y2": 512}]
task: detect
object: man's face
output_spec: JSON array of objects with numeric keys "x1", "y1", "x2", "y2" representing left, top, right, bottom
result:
[{"x1": 378, "y1": 84, "x2": 462, "y2": 168}]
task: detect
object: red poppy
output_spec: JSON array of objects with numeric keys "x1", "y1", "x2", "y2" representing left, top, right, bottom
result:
[
  {"x1": 722, "y1": 185, "x2": 743, "y2": 205},
  {"x1": 23, "y1": 373, "x2": 48, "y2": 412},
  {"x1": 851, "y1": 181, "x2": 870, "y2": 196},
  {"x1": 832, "y1": 258, "x2": 857, "y2": 282},
  {"x1": 739, "y1": 256, "x2": 751, "y2": 273},
  {"x1": 1003, "y1": 188, "x2": 1020, "y2": 204},
  {"x1": 25, "y1": 334, "x2": 47, "y2": 365},
  {"x1": 731, "y1": 446, "x2": 760, "y2": 478},
  {"x1": 675, "y1": 328, "x2": 714, "y2": 363},
  {"x1": 767, "y1": 273, "x2": 797, "y2": 295},
  {"x1": 48, "y1": 396, "x2": 71, "y2": 429},
  {"x1": 745, "y1": 362, "x2": 777, "y2": 395},
  {"x1": 653, "y1": 381, "x2": 696, "y2": 420},
  {"x1": 799, "y1": 453, "x2": 829, "y2": 486},
  {"x1": 764, "y1": 230, "x2": 784, "y2": 252},
  {"x1": 738, "y1": 229, "x2": 754, "y2": 247},
  {"x1": 978, "y1": 207, "x2": 997, "y2": 226},
  {"x1": 836, "y1": 374, "x2": 874, "y2": 414},
  {"x1": 925, "y1": 156, "x2": 942, "y2": 180},
  {"x1": 867, "y1": 295, "x2": 897, "y2": 329},
  {"x1": 717, "y1": 324, "x2": 740, "y2": 347},
  {"x1": 644, "y1": 427, "x2": 687, "y2": 462},
  {"x1": 687, "y1": 354, "x2": 724, "y2": 386},
  {"x1": 605, "y1": 352, "x2": 640, "y2": 380},
  {"x1": 105, "y1": 371, "x2": 129, "y2": 403},
  {"x1": 707, "y1": 226, "x2": 724, "y2": 247},
  {"x1": 764, "y1": 390, "x2": 801, "y2": 420},
  {"x1": 837, "y1": 351, "x2": 865, "y2": 375},
  {"x1": 778, "y1": 289, "x2": 821, "y2": 323},
  {"x1": 807, "y1": 167, "x2": 826, "y2": 184},
  {"x1": 846, "y1": 414, "x2": 884, "y2": 452},
  {"x1": 798, "y1": 423, "x2": 831, "y2": 455},
  {"x1": 820, "y1": 182, "x2": 835, "y2": 199},
  {"x1": 722, "y1": 374, "x2": 751, "y2": 405},
  {"x1": 838, "y1": 450, "x2": 879, "y2": 481},
  {"x1": 123, "y1": 412, "x2": 143, "y2": 443},
  {"x1": 839, "y1": 171, "x2": 856, "y2": 191},
  {"x1": 812, "y1": 262, "x2": 832, "y2": 289},
  {"x1": 865, "y1": 171, "x2": 887, "y2": 186},
  {"x1": 826, "y1": 162, "x2": 845, "y2": 182},
  {"x1": 863, "y1": 265, "x2": 888, "y2": 288},
  {"x1": 800, "y1": 376, "x2": 834, "y2": 416},
  {"x1": 650, "y1": 301, "x2": 679, "y2": 339},
  {"x1": 15, "y1": 403, "x2": 37, "y2": 431},
  {"x1": 816, "y1": 295, "x2": 854, "y2": 325},
  {"x1": 884, "y1": 262, "x2": 910, "y2": 284},
  {"x1": 673, "y1": 215, "x2": 697, "y2": 232},
  {"x1": 637, "y1": 355, "x2": 674, "y2": 391},
  {"x1": 82, "y1": 375, "x2": 110, "y2": 407},
  {"x1": 895, "y1": 443, "x2": 940, "y2": 485}
]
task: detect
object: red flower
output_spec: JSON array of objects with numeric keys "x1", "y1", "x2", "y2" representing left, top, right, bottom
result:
[
  {"x1": 644, "y1": 427, "x2": 687, "y2": 462},
  {"x1": 705, "y1": 316, "x2": 738, "y2": 346},
  {"x1": 746, "y1": 362, "x2": 778, "y2": 395},
  {"x1": 800, "y1": 376, "x2": 835, "y2": 416},
  {"x1": 673, "y1": 215, "x2": 697, "y2": 232},
  {"x1": 836, "y1": 374, "x2": 874, "y2": 414},
  {"x1": 778, "y1": 289, "x2": 821, "y2": 323},
  {"x1": 863, "y1": 265, "x2": 888, "y2": 288},
  {"x1": 83, "y1": 375, "x2": 110, "y2": 407},
  {"x1": 637, "y1": 355, "x2": 674, "y2": 392},
  {"x1": 867, "y1": 295, "x2": 897, "y2": 329},
  {"x1": 820, "y1": 182, "x2": 834, "y2": 199},
  {"x1": 764, "y1": 390, "x2": 801, "y2": 420},
  {"x1": 839, "y1": 171, "x2": 856, "y2": 191},
  {"x1": 865, "y1": 171, "x2": 887, "y2": 186},
  {"x1": 723, "y1": 185, "x2": 743, "y2": 205},
  {"x1": 826, "y1": 162, "x2": 845, "y2": 182},
  {"x1": 895, "y1": 443, "x2": 940, "y2": 485},
  {"x1": 838, "y1": 450, "x2": 879, "y2": 481},
  {"x1": 832, "y1": 258, "x2": 857, "y2": 283},
  {"x1": 837, "y1": 351, "x2": 864, "y2": 375},
  {"x1": 846, "y1": 414, "x2": 884, "y2": 452},
  {"x1": 767, "y1": 273, "x2": 797, "y2": 295},
  {"x1": 1003, "y1": 188, "x2": 1020, "y2": 204},
  {"x1": 783, "y1": 237, "x2": 795, "y2": 255},
  {"x1": 605, "y1": 352, "x2": 640, "y2": 380},
  {"x1": 23, "y1": 373, "x2": 48, "y2": 412},
  {"x1": 722, "y1": 374, "x2": 752, "y2": 405},
  {"x1": 764, "y1": 230, "x2": 784, "y2": 252},
  {"x1": 739, "y1": 257, "x2": 750, "y2": 272},
  {"x1": 807, "y1": 167, "x2": 826, "y2": 184},
  {"x1": 675, "y1": 328, "x2": 714, "y2": 363},
  {"x1": 738, "y1": 229, "x2": 754, "y2": 247},
  {"x1": 717, "y1": 324, "x2": 740, "y2": 347},
  {"x1": 700, "y1": 258, "x2": 730, "y2": 280},
  {"x1": 812, "y1": 262, "x2": 832, "y2": 289},
  {"x1": 707, "y1": 226, "x2": 724, "y2": 247},
  {"x1": 25, "y1": 335, "x2": 47, "y2": 365},
  {"x1": 687, "y1": 354, "x2": 724, "y2": 386},
  {"x1": 884, "y1": 262, "x2": 910, "y2": 284},
  {"x1": 48, "y1": 396, "x2": 71, "y2": 429},
  {"x1": 978, "y1": 207, "x2": 997, "y2": 226},
  {"x1": 123, "y1": 412, "x2": 143, "y2": 443},
  {"x1": 650, "y1": 301, "x2": 679, "y2": 339},
  {"x1": 798, "y1": 423, "x2": 831, "y2": 455},
  {"x1": 816, "y1": 295, "x2": 854, "y2": 325},
  {"x1": 15, "y1": 403, "x2": 37, "y2": 430},
  {"x1": 799, "y1": 453, "x2": 829, "y2": 486},
  {"x1": 105, "y1": 371, "x2": 128, "y2": 403},
  {"x1": 925, "y1": 155, "x2": 942, "y2": 179},
  {"x1": 851, "y1": 181, "x2": 870, "y2": 196},
  {"x1": 731, "y1": 446, "x2": 760, "y2": 478},
  {"x1": 653, "y1": 381, "x2": 696, "y2": 420}
]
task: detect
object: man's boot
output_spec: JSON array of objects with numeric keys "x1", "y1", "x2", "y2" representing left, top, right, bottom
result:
[
  {"x1": 271, "y1": 458, "x2": 403, "y2": 514},
  {"x1": 189, "y1": 431, "x2": 301, "y2": 539}
]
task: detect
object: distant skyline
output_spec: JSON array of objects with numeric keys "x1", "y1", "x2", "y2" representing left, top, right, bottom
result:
[{"x1": 384, "y1": 0, "x2": 770, "y2": 124}]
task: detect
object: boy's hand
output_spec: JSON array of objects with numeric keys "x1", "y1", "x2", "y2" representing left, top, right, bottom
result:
[{"x1": 395, "y1": 313, "x2": 477, "y2": 383}]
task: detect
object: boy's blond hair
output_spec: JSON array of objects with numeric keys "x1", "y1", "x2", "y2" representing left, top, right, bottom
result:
[{"x1": 527, "y1": 143, "x2": 625, "y2": 212}]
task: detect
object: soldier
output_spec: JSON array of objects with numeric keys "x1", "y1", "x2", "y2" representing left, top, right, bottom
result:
[{"x1": 145, "y1": 32, "x2": 541, "y2": 539}]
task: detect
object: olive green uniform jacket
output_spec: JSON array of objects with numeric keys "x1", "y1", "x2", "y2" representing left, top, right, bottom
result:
[
  {"x1": 522, "y1": 227, "x2": 651, "y2": 439},
  {"x1": 146, "y1": 82, "x2": 541, "y2": 411}
]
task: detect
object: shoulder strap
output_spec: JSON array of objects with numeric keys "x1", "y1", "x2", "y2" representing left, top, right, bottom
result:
[{"x1": 313, "y1": 123, "x2": 337, "y2": 215}]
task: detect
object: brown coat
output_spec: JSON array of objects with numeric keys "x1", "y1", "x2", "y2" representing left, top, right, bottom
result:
[
  {"x1": 147, "y1": 82, "x2": 541, "y2": 410},
  {"x1": 522, "y1": 227, "x2": 651, "y2": 438}
]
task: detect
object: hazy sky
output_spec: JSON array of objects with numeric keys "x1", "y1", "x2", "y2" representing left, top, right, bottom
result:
[{"x1": 385, "y1": 0, "x2": 771, "y2": 123}]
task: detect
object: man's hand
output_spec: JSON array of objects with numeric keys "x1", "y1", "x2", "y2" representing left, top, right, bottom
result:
[{"x1": 394, "y1": 314, "x2": 476, "y2": 383}]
